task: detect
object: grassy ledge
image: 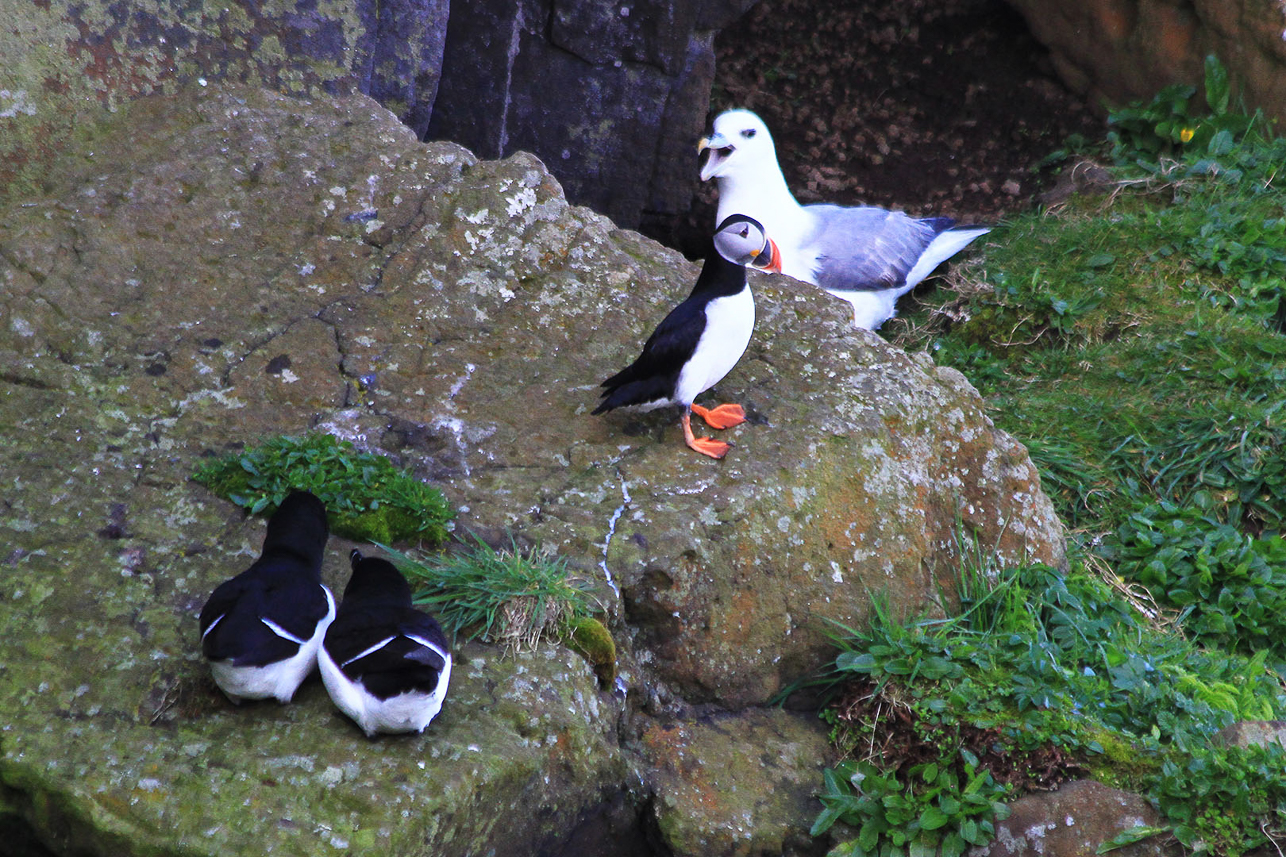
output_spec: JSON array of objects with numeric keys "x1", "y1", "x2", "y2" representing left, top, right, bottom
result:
[{"x1": 809, "y1": 56, "x2": 1286, "y2": 856}]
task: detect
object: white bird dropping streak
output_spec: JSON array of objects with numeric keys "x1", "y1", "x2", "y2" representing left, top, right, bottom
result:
[{"x1": 599, "y1": 477, "x2": 630, "y2": 599}]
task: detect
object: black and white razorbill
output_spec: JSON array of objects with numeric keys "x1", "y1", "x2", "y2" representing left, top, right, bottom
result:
[
  {"x1": 592, "y1": 214, "x2": 774, "y2": 459},
  {"x1": 318, "y1": 549, "x2": 452, "y2": 737},
  {"x1": 199, "y1": 490, "x2": 336, "y2": 704},
  {"x1": 699, "y1": 109, "x2": 989, "y2": 330}
]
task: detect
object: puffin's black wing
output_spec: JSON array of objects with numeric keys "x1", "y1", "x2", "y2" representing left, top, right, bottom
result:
[
  {"x1": 593, "y1": 298, "x2": 708, "y2": 413},
  {"x1": 325, "y1": 606, "x2": 450, "y2": 700}
]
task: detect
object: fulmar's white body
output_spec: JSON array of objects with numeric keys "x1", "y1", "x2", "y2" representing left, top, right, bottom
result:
[{"x1": 701, "y1": 109, "x2": 989, "y2": 330}]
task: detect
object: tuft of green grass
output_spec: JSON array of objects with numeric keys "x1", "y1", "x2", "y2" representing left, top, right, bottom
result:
[
  {"x1": 193, "y1": 433, "x2": 453, "y2": 544},
  {"x1": 387, "y1": 536, "x2": 611, "y2": 666}
]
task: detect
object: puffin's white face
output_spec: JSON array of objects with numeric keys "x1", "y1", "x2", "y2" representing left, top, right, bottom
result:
[
  {"x1": 713, "y1": 215, "x2": 781, "y2": 273},
  {"x1": 699, "y1": 109, "x2": 777, "y2": 182}
]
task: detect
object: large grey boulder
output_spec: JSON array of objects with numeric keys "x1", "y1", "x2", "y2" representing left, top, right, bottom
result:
[{"x1": 0, "y1": 84, "x2": 1063, "y2": 855}]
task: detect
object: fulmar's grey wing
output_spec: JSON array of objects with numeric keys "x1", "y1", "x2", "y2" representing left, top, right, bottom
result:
[{"x1": 802, "y1": 205, "x2": 940, "y2": 294}]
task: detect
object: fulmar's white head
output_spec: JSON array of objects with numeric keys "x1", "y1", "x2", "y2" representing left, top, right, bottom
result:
[{"x1": 698, "y1": 109, "x2": 780, "y2": 183}]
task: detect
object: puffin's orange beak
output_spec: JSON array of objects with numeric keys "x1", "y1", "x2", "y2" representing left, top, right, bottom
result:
[{"x1": 757, "y1": 238, "x2": 782, "y2": 274}]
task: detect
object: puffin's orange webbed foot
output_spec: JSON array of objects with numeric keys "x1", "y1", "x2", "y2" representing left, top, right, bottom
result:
[
  {"x1": 691, "y1": 403, "x2": 746, "y2": 430},
  {"x1": 682, "y1": 410, "x2": 733, "y2": 459},
  {"x1": 688, "y1": 435, "x2": 732, "y2": 459}
]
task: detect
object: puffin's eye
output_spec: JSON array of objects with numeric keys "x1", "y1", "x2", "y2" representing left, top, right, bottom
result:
[{"x1": 741, "y1": 128, "x2": 757, "y2": 139}]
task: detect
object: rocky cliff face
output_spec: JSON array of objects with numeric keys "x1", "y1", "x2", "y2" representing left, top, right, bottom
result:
[
  {"x1": 1005, "y1": 0, "x2": 1286, "y2": 121},
  {"x1": 0, "y1": 0, "x2": 753, "y2": 233},
  {"x1": 0, "y1": 84, "x2": 1064, "y2": 856}
]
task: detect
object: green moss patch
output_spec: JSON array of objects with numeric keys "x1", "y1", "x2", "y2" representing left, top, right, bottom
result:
[{"x1": 192, "y1": 432, "x2": 453, "y2": 544}]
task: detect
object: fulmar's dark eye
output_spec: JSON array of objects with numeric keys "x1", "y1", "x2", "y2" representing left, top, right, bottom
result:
[{"x1": 742, "y1": 128, "x2": 757, "y2": 139}]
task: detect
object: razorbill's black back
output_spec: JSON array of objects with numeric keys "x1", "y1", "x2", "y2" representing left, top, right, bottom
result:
[
  {"x1": 199, "y1": 490, "x2": 336, "y2": 704},
  {"x1": 319, "y1": 549, "x2": 452, "y2": 737},
  {"x1": 593, "y1": 215, "x2": 770, "y2": 459}
]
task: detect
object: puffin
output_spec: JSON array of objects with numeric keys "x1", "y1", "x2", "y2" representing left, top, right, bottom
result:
[
  {"x1": 699, "y1": 108, "x2": 990, "y2": 330},
  {"x1": 318, "y1": 549, "x2": 452, "y2": 737},
  {"x1": 593, "y1": 214, "x2": 774, "y2": 459},
  {"x1": 199, "y1": 490, "x2": 336, "y2": 704}
]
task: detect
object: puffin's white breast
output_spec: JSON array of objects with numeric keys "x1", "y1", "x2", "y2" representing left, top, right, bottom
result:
[{"x1": 674, "y1": 287, "x2": 755, "y2": 406}]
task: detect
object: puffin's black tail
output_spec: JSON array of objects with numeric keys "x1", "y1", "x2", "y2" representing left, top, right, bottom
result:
[{"x1": 592, "y1": 374, "x2": 677, "y2": 415}]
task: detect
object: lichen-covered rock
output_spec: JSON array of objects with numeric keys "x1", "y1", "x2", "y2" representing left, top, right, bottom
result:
[
  {"x1": 971, "y1": 779, "x2": 1178, "y2": 857},
  {"x1": 1212, "y1": 720, "x2": 1286, "y2": 750},
  {"x1": 0, "y1": 83, "x2": 1065, "y2": 854},
  {"x1": 642, "y1": 709, "x2": 834, "y2": 857}
]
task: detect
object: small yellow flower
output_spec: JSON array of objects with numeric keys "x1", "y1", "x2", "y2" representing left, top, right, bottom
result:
[{"x1": 1179, "y1": 127, "x2": 1196, "y2": 143}]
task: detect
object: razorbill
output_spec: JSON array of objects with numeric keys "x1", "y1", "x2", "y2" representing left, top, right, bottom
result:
[
  {"x1": 199, "y1": 490, "x2": 336, "y2": 704},
  {"x1": 319, "y1": 550, "x2": 452, "y2": 737}
]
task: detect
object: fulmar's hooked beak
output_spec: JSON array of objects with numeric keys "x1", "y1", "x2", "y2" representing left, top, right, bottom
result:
[{"x1": 698, "y1": 131, "x2": 733, "y2": 182}]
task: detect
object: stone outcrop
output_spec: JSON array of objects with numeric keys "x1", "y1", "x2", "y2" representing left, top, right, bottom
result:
[
  {"x1": 1004, "y1": 0, "x2": 1286, "y2": 122},
  {"x1": 0, "y1": 0, "x2": 756, "y2": 233},
  {"x1": 642, "y1": 710, "x2": 835, "y2": 856},
  {"x1": 0, "y1": 84, "x2": 1064, "y2": 855},
  {"x1": 973, "y1": 780, "x2": 1180, "y2": 857}
]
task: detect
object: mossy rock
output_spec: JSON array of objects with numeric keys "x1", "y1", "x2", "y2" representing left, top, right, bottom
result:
[{"x1": 564, "y1": 616, "x2": 618, "y2": 684}]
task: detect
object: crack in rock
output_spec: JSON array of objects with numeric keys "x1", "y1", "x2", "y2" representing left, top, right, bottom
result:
[{"x1": 599, "y1": 474, "x2": 629, "y2": 601}]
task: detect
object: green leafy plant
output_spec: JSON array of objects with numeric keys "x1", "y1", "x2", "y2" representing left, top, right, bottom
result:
[
  {"x1": 804, "y1": 558, "x2": 1286, "y2": 856},
  {"x1": 813, "y1": 754, "x2": 1010, "y2": 857},
  {"x1": 1108, "y1": 55, "x2": 1263, "y2": 164},
  {"x1": 1153, "y1": 742, "x2": 1286, "y2": 855},
  {"x1": 387, "y1": 537, "x2": 615, "y2": 677},
  {"x1": 1103, "y1": 501, "x2": 1286, "y2": 660},
  {"x1": 193, "y1": 432, "x2": 453, "y2": 544}
]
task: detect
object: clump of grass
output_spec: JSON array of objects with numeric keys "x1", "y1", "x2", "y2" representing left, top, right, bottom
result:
[
  {"x1": 193, "y1": 433, "x2": 453, "y2": 544},
  {"x1": 387, "y1": 537, "x2": 613, "y2": 670}
]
